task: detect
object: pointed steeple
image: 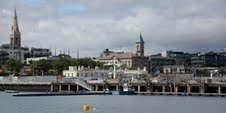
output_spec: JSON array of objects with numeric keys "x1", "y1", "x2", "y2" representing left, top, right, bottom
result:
[
  {"x1": 136, "y1": 33, "x2": 145, "y2": 57},
  {"x1": 13, "y1": 4, "x2": 20, "y2": 32},
  {"x1": 139, "y1": 33, "x2": 144, "y2": 43},
  {"x1": 10, "y1": 1, "x2": 21, "y2": 47}
]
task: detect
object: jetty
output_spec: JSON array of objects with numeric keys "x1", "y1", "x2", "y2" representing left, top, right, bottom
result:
[{"x1": 0, "y1": 76, "x2": 226, "y2": 97}]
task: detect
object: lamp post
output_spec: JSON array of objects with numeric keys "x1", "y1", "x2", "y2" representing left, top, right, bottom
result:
[
  {"x1": 148, "y1": 56, "x2": 151, "y2": 74},
  {"x1": 113, "y1": 57, "x2": 117, "y2": 79},
  {"x1": 32, "y1": 60, "x2": 35, "y2": 76}
]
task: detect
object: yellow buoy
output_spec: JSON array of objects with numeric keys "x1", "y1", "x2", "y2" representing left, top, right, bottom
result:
[{"x1": 83, "y1": 105, "x2": 90, "y2": 111}]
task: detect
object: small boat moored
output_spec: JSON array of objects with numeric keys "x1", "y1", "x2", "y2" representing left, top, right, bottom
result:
[
  {"x1": 112, "y1": 83, "x2": 134, "y2": 95},
  {"x1": 5, "y1": 90, "x2": 19, "y2": 93}
]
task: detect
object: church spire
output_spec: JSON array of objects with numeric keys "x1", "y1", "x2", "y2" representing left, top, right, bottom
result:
[
  {"x1": 10, "y1": 1, "x2": 21, "y2": 47},
  {"x1": 13, "y1": 1, "x2": 20, "y2": 33},
  {"x1": 139, "y1": 32, "x2": 144, "y2": 43},
  {"x1": 136, "y1": 33, "x2": 145, "y2": 57}
]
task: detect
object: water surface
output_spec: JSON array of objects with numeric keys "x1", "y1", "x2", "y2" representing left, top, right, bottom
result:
[{"x1": 0, "y1": 92, "x2": 226, "y2": 113}]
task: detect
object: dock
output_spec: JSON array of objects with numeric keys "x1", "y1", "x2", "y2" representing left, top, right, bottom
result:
[
  {"x1": 135, "y1": 92, "x2": 226, "y2": 97},
  {"x1": 13, "y1": 91, "x2": 111, "y2": 97},
  {"x1": 0, "y1": 76, "x2": 226, "y2": 97}
]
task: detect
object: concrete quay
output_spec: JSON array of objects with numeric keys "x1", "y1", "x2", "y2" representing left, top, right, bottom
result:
[
  {"x1": 13, "y1": 91, "x2": 111, "y2": 97},
  {"x1": 0, "y1": 75, "x2": 226, "y2": 96},
  {"x1": 0, "y1": 81, "x2": 226, "y2": 96},
  {"x1": 135, "y1": 92, "x2": 226, "y2": 97}
]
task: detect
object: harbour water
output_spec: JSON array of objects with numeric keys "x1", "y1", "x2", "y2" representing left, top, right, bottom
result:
[{"x1": 0, "y1": 92, "x2": 226, "y2": 113}]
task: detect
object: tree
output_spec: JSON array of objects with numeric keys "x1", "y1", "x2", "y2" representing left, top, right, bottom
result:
[
  {"x1": 0, "y1": 65, "x2": 5, "y2": 76},
  {"x1": 5, "y1": 58, "x2": 22, "y2": 74},
  {"x1": 53, "y1": 57, "x2": 70, "y2": 73},
  {"x1": 69, "y1": 59, "x2": 104, "y2": 69},
  {"x1": 120, "y1": 64, "x2": 127, "y2": 70},
  {"x1": 95, "y1": 61, "x2": 104, "y2": 69},
  {"x1": 35, "y1": 59, "x2": 52, "y2": 75}
]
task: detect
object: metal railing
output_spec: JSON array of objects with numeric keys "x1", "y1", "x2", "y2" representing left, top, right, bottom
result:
[{"x1": 74, "y1": 79, "x2": 94, "y2": 91}]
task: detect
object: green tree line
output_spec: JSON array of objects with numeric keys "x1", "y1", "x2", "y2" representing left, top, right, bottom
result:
[{"x1": 1, "y1": 57, "x2": 103, "y2": 76}]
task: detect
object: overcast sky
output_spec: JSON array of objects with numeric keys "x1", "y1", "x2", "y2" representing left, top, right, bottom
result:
[{"x1": 0, "y1": 0, "x2": 226, "y2": 57}]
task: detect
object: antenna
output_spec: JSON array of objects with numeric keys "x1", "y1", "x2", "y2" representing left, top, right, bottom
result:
[
  {"x1": 63, "y1": 48, "x2": 65, "y2": 55},
  {"x1": 120, "y1": 45, "x2": 122, "y2": 52},
  {"x1": 68, "y1": 48, "x2": 70, "y2": 56},
  {"x1": 48, "y1": 45, "x2": 51, "y2": 57},
  {"x1": 77, "y1": 48, "x2": 79, "y2": 59},
  {"x1": 54, "y1": 46, "x2": 56, "y2": 56}
]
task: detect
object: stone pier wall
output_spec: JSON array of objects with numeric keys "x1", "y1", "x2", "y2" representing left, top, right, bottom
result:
[{"x1": 0, "y1": 84, "x2": 51, "y2": 92}]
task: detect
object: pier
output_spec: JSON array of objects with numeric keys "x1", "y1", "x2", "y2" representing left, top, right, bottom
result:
[{"x1": 0, "y1": 76, "x2": 226, "y2": 97}]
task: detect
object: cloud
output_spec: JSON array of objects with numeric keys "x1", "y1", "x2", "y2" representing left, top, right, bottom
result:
[
  {"x1": 0, "y1": 0, "x2": 226, "y2": 57},
  {"x1": 58, "y1": 3, "x2": 87, "y2": 13}
]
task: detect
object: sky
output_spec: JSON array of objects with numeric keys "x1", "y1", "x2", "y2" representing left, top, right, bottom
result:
[{"x1": 0, "y1": 0, "x2": 226, "y2": 58}]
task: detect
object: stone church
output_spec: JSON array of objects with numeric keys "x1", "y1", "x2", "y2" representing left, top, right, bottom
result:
[{"x1": 0, "y1": 5, "x2": 51, "y2": 64}]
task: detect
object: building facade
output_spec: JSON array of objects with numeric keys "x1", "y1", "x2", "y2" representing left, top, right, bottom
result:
[
  {"x1": 0, "y1": 44, "x2": 24, "y2": 62},
  {"x1": 149, "y1": 56, "x2": 175, "y2": 72},
  {"x1": 161, "y1": 50, "x2": 192, "y2": 66},
  {"x1": 191, "y1": 52, "x2": 226, "y2": 67},
  {"x1": 63, "y1": 66, "x2": 109, "y2": 80},
  {"x1": 99, "y1": 50, "x2": 149, "y2": 69},
  {"x1": 0, "y1": 50, "x2": 9, "y2": 65},
  {"x1": 99, "y1": 34, "x2": 148, "y2": 69}
]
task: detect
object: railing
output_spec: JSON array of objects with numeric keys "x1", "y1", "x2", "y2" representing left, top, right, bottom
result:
[
  {"x1": 74, "y1": 79, "x2": 94, "y2": 91},
  {"x1": 0, "y1": 76, "x2": 56, "y2": 82}
]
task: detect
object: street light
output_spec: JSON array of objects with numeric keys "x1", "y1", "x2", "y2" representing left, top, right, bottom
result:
[{"x1": 148, "y1": 56, "x2": 151, "y2": 74}]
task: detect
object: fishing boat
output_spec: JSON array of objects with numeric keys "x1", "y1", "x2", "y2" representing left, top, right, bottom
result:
[{"x1": 112, "y1": 83, "x2": 134, "y2": 95}]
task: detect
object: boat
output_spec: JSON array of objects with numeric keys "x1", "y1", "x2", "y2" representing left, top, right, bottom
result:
[
  {"x1": 5, "y1": 90, "x2": 19, "y2": 93},
  {"x1": 112, "y1": 83, "x2": 134, "y2": 95},
  {"x1": 111, "y1": 90, "x2": 134, "y2": 95}
]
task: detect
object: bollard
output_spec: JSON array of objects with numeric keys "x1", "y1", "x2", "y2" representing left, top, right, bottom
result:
[{"x1": 83, "y1": 105, "x2": 90, "y2": 111}]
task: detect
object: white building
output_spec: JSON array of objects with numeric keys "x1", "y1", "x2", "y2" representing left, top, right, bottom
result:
[
  {"x1": 63, "y1": 66, "x2": 109, "y2": 78},
  {"x1": 26, "y1": 56, "x2": 57, "y2": 64},
  {"x1": 63, "y1": 66, "x2": 148, "y2": 82},
  {"x1": 163, "y1": 65, "x2": 186, "y2": 74}
]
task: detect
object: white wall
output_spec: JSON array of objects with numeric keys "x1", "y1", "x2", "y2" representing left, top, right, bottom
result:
[{"x1": 26, "y1": 57, "x2": 48, "y2": 64}]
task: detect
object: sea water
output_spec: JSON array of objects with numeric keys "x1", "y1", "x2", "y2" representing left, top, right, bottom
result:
[{"x1": 0, "y1": 92, "x2": 226, "y2": 113}]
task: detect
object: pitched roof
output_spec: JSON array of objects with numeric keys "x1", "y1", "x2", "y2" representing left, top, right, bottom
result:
[{"x1": 100, "y1": 52, "x2": 133, "y2": 60}]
